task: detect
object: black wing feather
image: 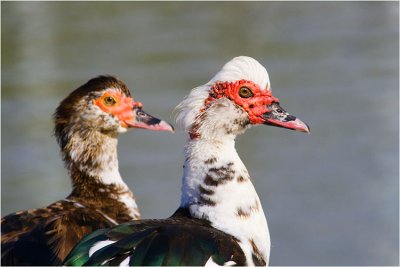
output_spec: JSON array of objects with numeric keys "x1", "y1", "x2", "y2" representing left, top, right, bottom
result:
[{"x1": 65, "y1": 209, "x2": 247, "y2": 266}]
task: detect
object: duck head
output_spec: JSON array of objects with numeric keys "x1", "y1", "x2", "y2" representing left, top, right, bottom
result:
[
  {"x1": 54, "y1": 76, "x2": 174, "y2": 152},
  {"x1": 176, "y1": 56, "x2": 310, "y2": 140}
]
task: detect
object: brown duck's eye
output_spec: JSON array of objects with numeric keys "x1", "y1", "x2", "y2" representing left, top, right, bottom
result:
[
  {"x1": 103, "y1": 96, "x2": 117, "y2": 106},
  {"x1": 239, "y1": 87, "x2": 254, "y2": 98}
]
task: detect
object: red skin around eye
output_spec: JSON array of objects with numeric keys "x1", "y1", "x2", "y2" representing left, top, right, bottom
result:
[
  {"x1": 94, "y1": 91, "x2": 143, "y2": 127},
  {"x1": 204, "y1": 80, "x2": 279, "y2": 124}
]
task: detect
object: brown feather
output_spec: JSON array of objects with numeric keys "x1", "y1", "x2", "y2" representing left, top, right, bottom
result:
[{"x1": 1, "y1": 200, "x2": 119, "y2": 265}]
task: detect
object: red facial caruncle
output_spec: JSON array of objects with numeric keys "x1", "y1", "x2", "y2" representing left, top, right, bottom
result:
[
  {"x1": 93, "y1": 89, "x2": 174, "y2": 132},
  {"x1": 94, "y1": 90, "x2": 142, "y2": 128},
  {"x1": 203, "y1": 79, "x2": 310, "y2": 133},
  {"x1": 204, "y1": 79, "x2": 279, "y2": 124}
]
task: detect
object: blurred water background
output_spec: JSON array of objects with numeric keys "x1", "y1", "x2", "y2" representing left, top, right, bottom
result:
[{"x1": 1, "y1": 2, "x2": 398, "y2": 265}]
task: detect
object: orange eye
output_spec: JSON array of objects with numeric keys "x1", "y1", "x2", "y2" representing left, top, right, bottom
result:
[
  {"x1": 239, "y1": 87, "x2": 254, "y2": 98},
  {"x1": 103, "y1": 96, "x2": 117, "y2": 106}
]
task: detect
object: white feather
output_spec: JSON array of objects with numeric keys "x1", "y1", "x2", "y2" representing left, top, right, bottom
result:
[
  {"x1": 88, "y1": 240, "x2": 116, "y2": 257},
  {"x1": 175, "y1": 84, "x2": 210, "y2": 132},
  {"x1": 209, "y1": 56, "x2": 271, "y2": 91},
  {"x1": 119, "y1": 256, "x2": 130, "y2": 266},
  {"x1": 205, "y1": 256, "x2": 237, "y2": 266}
]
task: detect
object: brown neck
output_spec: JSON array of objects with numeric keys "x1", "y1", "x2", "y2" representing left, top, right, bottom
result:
[
  {"x1": 62, "y1": 130, "x2": 140, "y2": 221},
  {"x1": 67, "y1": 167, "x2": 139, "y2": 222}
]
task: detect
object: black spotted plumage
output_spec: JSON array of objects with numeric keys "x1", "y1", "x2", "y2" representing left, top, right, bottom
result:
[{"x1": 64, "y1": 208, "x2": 248, "y2": 266}]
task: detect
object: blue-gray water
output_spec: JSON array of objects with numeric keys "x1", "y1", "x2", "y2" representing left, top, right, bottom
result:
[{"x1": 1, "y1": 2, "x2": 398, "y2": 265}]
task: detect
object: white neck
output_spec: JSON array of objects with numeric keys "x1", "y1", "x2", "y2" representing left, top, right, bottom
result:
[
  {"x1": 180, "y1": 138, "x2": 270, "y2": 266},
  {"x1": 67, "y1": 131, "x2": 125, "y2": 184}
]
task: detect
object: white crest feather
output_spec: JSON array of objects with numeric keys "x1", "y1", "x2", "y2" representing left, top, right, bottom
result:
[
  {"x1": 175, "y1": 56, "x2": 271, "y2": 132},
  {"x1": 175, "y1": 84, "x2": 210, "y2": 132},
  {"x1": 209, "y1": 56, "x2": 271, "y2": 90}
]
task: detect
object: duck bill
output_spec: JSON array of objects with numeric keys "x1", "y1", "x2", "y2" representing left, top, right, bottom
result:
[
  {"x1": 264, "y1": 117, "x2": 310, "y2": 133},
  {"x1": 262, "y1": 103, "x2": 310, "y2": 134},
  {"x1": 124, "y1": 107, "x2": 174, "y2": 132}
]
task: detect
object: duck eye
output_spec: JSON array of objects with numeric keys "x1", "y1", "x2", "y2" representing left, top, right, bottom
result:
[
  {"x1": 103, "y1": 96, "x2": 117, "y2": 106},
  {"x1": 239, "y1": 87, "x2": 253, "y2": 98}
]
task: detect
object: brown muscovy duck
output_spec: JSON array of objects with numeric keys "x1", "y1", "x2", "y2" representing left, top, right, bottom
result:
[{"x1": 1, "y1": 75, "x2": 174, "y2": 265}]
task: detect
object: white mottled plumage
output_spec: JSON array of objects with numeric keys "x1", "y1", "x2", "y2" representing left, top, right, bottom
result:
[
  {"x1": 182, "y1": 139, "x2": 270, "y2": 266},
  {"x1": 175, "y1": 56, "x2": 273, "y2": 266}
]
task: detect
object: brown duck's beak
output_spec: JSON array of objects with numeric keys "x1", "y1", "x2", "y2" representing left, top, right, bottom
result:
[
  {"x1": 125, "y1": 107, "x2": 174, "y2": 133},
  {"x1": 262, "y1": 103, "x2": 310, "y2": 134}
]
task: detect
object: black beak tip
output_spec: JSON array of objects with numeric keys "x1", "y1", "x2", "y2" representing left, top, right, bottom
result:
[{"x1": 169, "y1": 124, "x2": 175, "y2": 133}]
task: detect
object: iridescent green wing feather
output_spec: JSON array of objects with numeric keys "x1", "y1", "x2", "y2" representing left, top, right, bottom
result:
[
  {"x1": 64, "y1": 211, "x2": 247, "y2": 266},
  {"x1": 63, "y1": 228, "x2": 110, "y2": 266}
]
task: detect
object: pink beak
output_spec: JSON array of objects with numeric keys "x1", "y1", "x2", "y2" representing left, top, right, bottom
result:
[
  {"x1": 124, "y1": 107, "x2": 174, "y2": 133},
  {"x1": 264, "y1": 116, "x2": 310, "y2": 133},
  {"x1": 262, "y1": 103, "x2": 310, "y2": 134}
]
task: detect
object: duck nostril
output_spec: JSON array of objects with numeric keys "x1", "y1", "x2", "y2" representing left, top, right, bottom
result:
[
  {"x1": 285, "y1": 115, "x2": 296, "y2": 121},
  {"x1": 249, "y1": 104, "x2": 254, "y2": 109}
]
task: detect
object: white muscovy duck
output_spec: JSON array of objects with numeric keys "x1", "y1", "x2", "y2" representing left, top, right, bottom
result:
[
  {"x1": 1, "y1": 76, "x2": 174, "y2": 265},
  {"x1": 63, "y1": 57, "x2": 310, "y2": 266}
]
